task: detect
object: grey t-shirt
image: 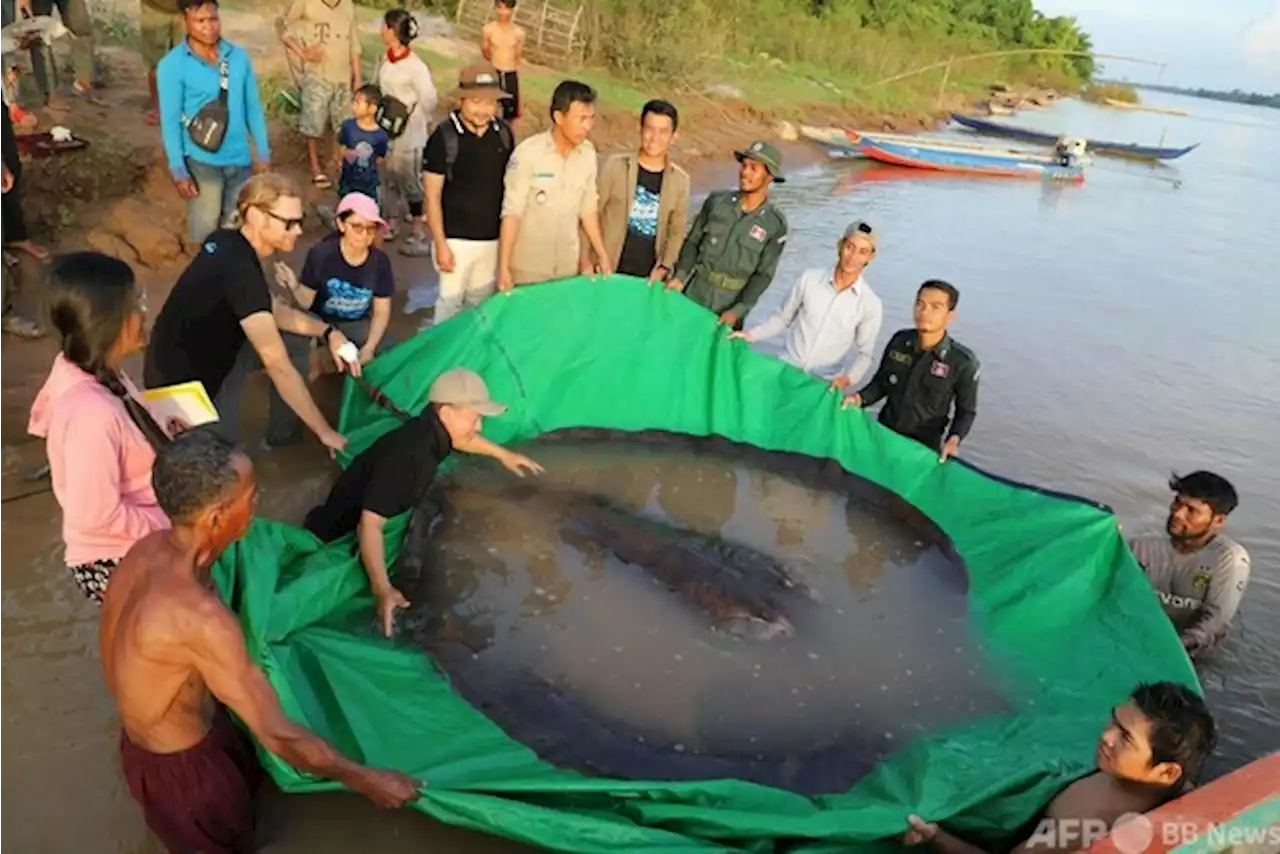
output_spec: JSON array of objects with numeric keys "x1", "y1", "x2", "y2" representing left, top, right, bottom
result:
[{"x1": 1128, "y1": 532, "x2": 1251, "y2": 652}]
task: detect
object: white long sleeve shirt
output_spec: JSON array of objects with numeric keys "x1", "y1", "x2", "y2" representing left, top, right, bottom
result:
[
  {"x1": 375, "y1": 51, "x2": 438, "y2": 151},
  {"x1": 747, "y1": 267, "x2": 883, "y2": 384}
]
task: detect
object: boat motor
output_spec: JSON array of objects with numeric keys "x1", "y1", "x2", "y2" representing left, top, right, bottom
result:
[{"x1": 1055, "y1": 136, "x2": 1088, "y2": 166}]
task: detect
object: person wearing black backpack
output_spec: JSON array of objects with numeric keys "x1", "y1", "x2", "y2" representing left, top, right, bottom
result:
[{"x1": 421, "y1": 64, "x2": 513, "y2": 325}]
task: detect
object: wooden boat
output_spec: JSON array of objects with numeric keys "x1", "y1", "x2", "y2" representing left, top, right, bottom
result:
[
  {"x1": 950, "y1": 113, "x2": 1199, "y2": 160},
  {"x1": 1102, "y1": 97, "x2": 1191, "y2": 117},
  {"x1": 799, "y1": 124, "x2": 1066, "y2": 160},
  {"x1": 846, "y1": 131, "x2": 1084, "y2": 181}
]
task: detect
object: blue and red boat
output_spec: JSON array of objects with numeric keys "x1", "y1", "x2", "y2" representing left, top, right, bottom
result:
[{"x1": 830, "y1": 129, "x2": 1086, "y2": 182}]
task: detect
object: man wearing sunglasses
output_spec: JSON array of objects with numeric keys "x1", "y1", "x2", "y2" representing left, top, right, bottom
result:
[
  {"x1": 729, "y1": 219, "x2": 882, "y2": 387},
  {"x1": 146, "y1": 173, "x2": 353, "y2": 454}
]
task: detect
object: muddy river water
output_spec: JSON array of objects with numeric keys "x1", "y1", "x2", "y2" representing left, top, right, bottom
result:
[{"x1": 3, "y1": 93, "x2": 1277, "y2": 851}]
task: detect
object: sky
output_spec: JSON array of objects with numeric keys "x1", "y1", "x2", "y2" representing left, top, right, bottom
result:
[{"x1": 1033, "y1": 0, "x2": 1280, "y2": 91}]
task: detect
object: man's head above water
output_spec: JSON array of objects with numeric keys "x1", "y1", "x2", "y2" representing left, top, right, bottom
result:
[
  {"x1": 153, "y1": 428, "x2": 258, "y2": 566},
  {"x1": 1097, "y1": 681, "x2": 1216, "y2": 792},
  {"x1": 1164, "y1": 470, "x2": 1238, "y2": 549},
  {"x1": 427, "y1": 368, "x2": 508, "y2": 446}
]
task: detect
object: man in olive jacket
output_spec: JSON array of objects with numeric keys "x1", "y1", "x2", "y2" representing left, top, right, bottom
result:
[
  {"x1": 585, "y1": 99, "x2": 691, "y2": 280},
  {"x1": 665, "y1": 140, "x2": 788, "y2": 329}
]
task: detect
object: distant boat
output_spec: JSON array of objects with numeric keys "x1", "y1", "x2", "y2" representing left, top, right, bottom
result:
[
  {"x1": 1102, "y1": 98, "x2": 1191, "y2": 117},
  {"x1": 950, "y1": 113, "x2": 1199, "y2": 161},
  {"x1": 841, "y1": 131, "x2": 1085, "y2": 182}
]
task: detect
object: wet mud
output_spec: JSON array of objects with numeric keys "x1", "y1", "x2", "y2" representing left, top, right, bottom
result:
[{"x1": 397, "y1": 430, "x2": 1012, "y2": 795}]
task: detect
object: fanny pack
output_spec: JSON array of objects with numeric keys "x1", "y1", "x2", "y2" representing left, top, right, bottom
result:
[
  {"x1": 376, "y1": 95, "x2": 413, "y2": 139},
  {"x1": 184, "y1": 58, "x2": 230, "y2": 153}
]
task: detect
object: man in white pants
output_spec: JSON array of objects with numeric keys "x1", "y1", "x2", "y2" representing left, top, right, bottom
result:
[
  {"x1": 422, "y1": 64, "x2": 515, "y2": 326},
  {"x1": 730, "y1": 220, "x2": 883, "y2": 389}
]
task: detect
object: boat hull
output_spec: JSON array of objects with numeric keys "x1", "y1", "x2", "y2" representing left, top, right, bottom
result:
[
  {"x1": 950, "y1": 113, "x2": 1199, "y2": 161},
  {"x1": 850, "y1": 133, "x2": 1084, "y2": 182}
]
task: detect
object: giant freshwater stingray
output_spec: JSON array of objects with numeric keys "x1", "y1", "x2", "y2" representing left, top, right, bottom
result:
[{"x1": 395, "y1": 429, "x2": 1013, "y2": 795}]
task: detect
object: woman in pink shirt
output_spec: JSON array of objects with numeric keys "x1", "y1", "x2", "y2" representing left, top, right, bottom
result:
[{"x1": 28, "y1": 252, "x2": 172, "y2": 604}]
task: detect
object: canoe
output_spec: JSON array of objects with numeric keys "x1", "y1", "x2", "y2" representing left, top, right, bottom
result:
[
  {"x1": 949, "y1": 113, "x2": 1199, "y2": 160},
  {"x1": 799, "y1": 125, "x2": 1065, "y2": 159},
  {"x1": 845, "y1": 131, "x2": 1084, "y2": 182},
  {"x1": 1102, "y1": 98, "x2": 1191, "y2": 117}
]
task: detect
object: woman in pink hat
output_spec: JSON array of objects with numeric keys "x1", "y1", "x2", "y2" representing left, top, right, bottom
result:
[{"x1": 274, "y1": 191, "x2": 396, "y2": 402}]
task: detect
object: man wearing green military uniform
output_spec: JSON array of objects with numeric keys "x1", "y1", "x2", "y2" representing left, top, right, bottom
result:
[{"x1": 664, "y1": 140, "x2": 788, "y2": 328}]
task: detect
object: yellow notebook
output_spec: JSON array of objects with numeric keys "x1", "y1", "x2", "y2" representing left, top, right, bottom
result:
[{"x1": 140, "y1": 381, "x2": 220, "y2": 427}]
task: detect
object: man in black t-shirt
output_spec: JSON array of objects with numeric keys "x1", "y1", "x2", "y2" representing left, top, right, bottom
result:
[
  {"x1": 422, "y1": 65, "x2": 514, "y2": 326},
  {"x1": 144, "y1": 174, "x2": 357, "y2": 452},
  {"x1": 303, "y1": 368, "x2": 542, "y2": 637},
  {"x1": 588, "y1": 99, "x2": 691, "y2": 281}
]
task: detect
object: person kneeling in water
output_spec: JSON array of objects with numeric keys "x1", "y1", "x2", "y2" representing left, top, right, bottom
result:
[
  {"x1": 303, "y1": 368, "x2": 543, "y2": 637},
  {"x1": 101, "y1": 429, "x2": 419, "y2": 854},
  {"x1": 903, "y1": 681, "x2": 1216, "y2": 854}
]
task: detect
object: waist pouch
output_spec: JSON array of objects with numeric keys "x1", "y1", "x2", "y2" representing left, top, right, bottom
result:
[{"x1": 184, "y1": 58, "x2": 230, "y2": 153}]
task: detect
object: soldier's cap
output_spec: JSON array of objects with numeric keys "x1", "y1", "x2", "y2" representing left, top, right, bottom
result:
[
  {"x1": 428, "y1": 368, "x2": 508, "y2": 416},
  {"x1": 733, "y1": 140, "x2": 786, "y2": 183},
  {"x1": 841, "y1": 220, "x2": 877, "y2": 250},
  {"x1": 449, "y1": 64, "x2": 511, "y2": 101}
]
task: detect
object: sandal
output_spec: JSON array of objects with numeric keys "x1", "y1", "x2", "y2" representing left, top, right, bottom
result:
[
  {"x1": 312, "y1": 174, "x2": 332, "y2": 190},
  {"x1": 3, "y1": 313, "x2": 44, "y2": 338},
  {"x1": 5, "y1": 241, "x2": 50, "y2": 262}
]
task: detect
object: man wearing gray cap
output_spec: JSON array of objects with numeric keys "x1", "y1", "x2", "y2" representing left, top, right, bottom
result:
[
  {"x1": 730, "y1": 220, "x2": 882, "y2": 387},
  {"x1": 303, "y1": 367, "x2": 542, "y2": 636},
  {"x1": 665, "y1": 140, "x2": 789, "y2": 329}
]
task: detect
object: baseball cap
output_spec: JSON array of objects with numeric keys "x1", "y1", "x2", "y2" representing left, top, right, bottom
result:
[
  {"x1": 449, "y1": 64, "x2": 511, "y2": 102},
  {"x1": 733, "y1": 140, "x2": 786, "y2": 182},
  {"x1": 841, "y1": 220, "x2": 877, "y2": 250},
  {"x1": 427, "y1": 368, "x2": 507, "y2": 416},
  {"x1": 335, "y1": 192, "x2": 388, "y2": 232}
]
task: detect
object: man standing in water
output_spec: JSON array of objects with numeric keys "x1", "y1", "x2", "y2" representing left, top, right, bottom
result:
[
  {"x1": 844, "y1": 280, "x2": 978, "y2": 462},
  {"x1": 100, "y1": 429, "x2": 419, "y2": 854},
  {"x1": 666, "y1": 140, "x2": 789, "y2": 329},
  {"x1": 729, "y1": 219, "x2": 882, "y2": 387},
  {"x1": 903, "y1": 681, "x2": 1216, "y2": 854},
  {"x1": 1128, "y1": 471, "x2": 1250, "y2": 657},
  {"x1": 303, "y1": 368, "x2": 543, "y2": 637}
]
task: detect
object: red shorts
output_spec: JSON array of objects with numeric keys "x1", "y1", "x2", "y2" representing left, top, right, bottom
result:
[{"x1": 119, "y1": 708, "x2": 265, "y2": 854}]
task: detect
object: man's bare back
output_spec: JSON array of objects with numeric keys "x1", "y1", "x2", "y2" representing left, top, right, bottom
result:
[
  {"x1": 482, "y1": 20, "x2": 524, "y2": 71},
  {"x1": 102, "y1": 430, "x2": 419, "y2": 854},
  {"x1": 100, "y1": 530, "x2": 227, "y2": 754}
]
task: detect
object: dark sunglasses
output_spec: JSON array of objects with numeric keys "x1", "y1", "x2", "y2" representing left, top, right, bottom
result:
[{"x1": 259, "y1": 207, "x2": 305, "y2": 231}]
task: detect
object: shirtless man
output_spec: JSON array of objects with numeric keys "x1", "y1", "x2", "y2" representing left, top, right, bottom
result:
[
  {"x1": 903, "y1": 681, "x2": 1216, "y2": 854},
  {"x1": 481, "y1": 0, "x2": 524, "y2": 126},
  {"x1": 100, "y1": 428, "x2": 419, "y2": 853}
]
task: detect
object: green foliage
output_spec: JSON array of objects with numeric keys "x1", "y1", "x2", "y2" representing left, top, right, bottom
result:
[
  {"x1": 583, "y1": 0, "x2": 1094, "y2": 92},
  {"x1": 1135, "y1": 83, "x2": 1280, "y2": 109}
]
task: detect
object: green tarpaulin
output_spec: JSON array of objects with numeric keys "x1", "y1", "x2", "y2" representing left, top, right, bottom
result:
[{"x1": 214, "y1": 276, "x2": 1198, "y2": 852}]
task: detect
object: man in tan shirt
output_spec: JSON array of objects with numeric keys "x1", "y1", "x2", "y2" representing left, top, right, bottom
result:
[
  {"x1": 277, "y1": 0, "x2": 362, "y2": 189},
  {"x1": 498, "y1": 79, "x2": 610, "y2": 289},
  {"x1": 586, "y1": 98, "x2": 690, "y2": 281}
]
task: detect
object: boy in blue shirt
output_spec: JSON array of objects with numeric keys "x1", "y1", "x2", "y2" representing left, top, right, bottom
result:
[
  {"x1": 157, "y1": 0, "x2": 271, "y2": 245},
  {"x1": 337, "y1": 85, "x2": 390, "y2": 199}
]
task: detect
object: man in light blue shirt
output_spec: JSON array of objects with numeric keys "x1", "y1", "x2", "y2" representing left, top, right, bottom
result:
[
  {"x1": 731, "y1": 220, "x2": 883, "y2": 387},
  {"x1": 158, "y1": 0, "x2": 271, "y2": 244}
]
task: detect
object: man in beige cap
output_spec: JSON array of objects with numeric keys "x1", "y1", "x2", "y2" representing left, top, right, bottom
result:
[
  {"x1": 303, "y1": 367, "x2": 542, "y2": 636},
  {"x1": 422, "y1": 64, "x2": 515, "y2": 326},
  {"x1": 730, "y1": 219, "x2": 882, "y2": 388}
]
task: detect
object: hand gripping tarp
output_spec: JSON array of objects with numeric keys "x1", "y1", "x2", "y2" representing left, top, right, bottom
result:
[{"x1": 213, "y1": 276, "x2": 1198, "y2": 853}]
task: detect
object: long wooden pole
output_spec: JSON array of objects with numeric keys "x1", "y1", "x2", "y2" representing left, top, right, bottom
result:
[{"x1": 870, "y1": 49, "x2": 1167, "y2": 88}]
